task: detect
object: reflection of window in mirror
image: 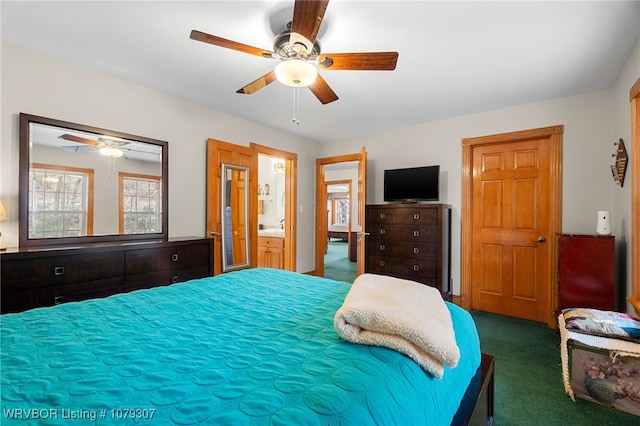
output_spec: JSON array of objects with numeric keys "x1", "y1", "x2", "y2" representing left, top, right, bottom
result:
[
  {"x1": 119, "y1": 173, "x2": 162, "y2": 234},
  {"x1": 29, "y1": 163, "x2": 94, "y2": 238},
  {"x1": 334, "y1": 197, "x2": 350, "y2": 225}
]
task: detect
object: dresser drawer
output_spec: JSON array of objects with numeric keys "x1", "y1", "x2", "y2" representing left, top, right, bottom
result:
[
  {"x1": 367, "y1": 224, "x2": 439, "y2": 242},
  {"x1": 367, "y1": 255, "x2": 437, "y2": 278},
  {"x1": 367, "y1": 206, "x2": 439, "y2": 225},
  {"x1": 176, "y1": 241, "x2": 211, "y2": 267},
  {"x1": 1, "y1": 277, "x2": 125, "y2": 313},
  {"x1": 258, "y1": 237, "x2": 284, "y2": 249},
  {"x1": 39, "y1": 277, "x2": 125, "y2": 306},
  {"x1": 1, "y1": 251, "x2": 124, "y2": 291},
  {"x1": 126, "y1": 270, "x2": 176, "y2": 291},
  {"x1": 125, "y1": 240, "x2": 212, "y2": 291},
  {"x1": 126, "y1": 247, "x2": 175, "y2": 275},
  {"x1": 176, "y1": 263, "x2": 211, "y2": 282},
  {"x1": 367, "y1": 239, "x2": 438, "y2": 259}
]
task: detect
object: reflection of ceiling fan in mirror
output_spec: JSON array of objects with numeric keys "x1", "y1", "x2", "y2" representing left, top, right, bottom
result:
[
  {"x1": 59, "y1": 134, "x2": 131, "y2": 158},
  {"x1": 189, "y1": 0, "x2": 398, "y2": 105}
]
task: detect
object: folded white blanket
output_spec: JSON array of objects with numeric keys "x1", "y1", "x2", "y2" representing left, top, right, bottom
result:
[{"x1": 334, "y1": 273, "x2": 460, "y2": 378}]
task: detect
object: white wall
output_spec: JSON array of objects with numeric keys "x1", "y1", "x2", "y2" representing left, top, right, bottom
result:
[
  {"x1": 0, "y1": 42, "x2": 318, "y2": 272},
  {"x1": 2, "y1": 40, "x2": 638, "y2": 292},
  {"x1": 317, "y1": 90, "x2": 617, "y2": 296},
  {"x1": 257, "y1": 154, "x2": 286, "y2": 229},
  {"x1": 612, "y1": 38, "x2": 640, "y2": 310}
]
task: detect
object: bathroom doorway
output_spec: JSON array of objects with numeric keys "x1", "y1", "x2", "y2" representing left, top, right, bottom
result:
[{"x1": 252, "y1": 143, "x2": 297, "y2": 271}]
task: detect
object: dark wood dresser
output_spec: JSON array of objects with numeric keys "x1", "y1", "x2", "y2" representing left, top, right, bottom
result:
[
  {"x1": 1, "y1": 237, "x2": 213, "y2": 314},
  {"x1": 365, "y1": 203, "x2": 452, "y2": 300},
  {"x1": 558, "y1": 233, "x2": 615, "y2": 311}
]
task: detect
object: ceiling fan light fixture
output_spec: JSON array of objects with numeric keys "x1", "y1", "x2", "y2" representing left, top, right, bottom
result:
[
  {"x1": 99, "y1": 147, "x2": 124, "y2": 158},
  {"x1": 275, "y1": 59, "x2": 317, "y2": 87}
]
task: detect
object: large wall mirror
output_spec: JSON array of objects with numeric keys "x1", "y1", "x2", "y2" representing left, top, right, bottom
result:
[
  {"x1": 221, "y1": 163, "x2": 249, "y2": 272},
  {"x1": 19, "y1": 113, "x2": 168, "y2": 247}
]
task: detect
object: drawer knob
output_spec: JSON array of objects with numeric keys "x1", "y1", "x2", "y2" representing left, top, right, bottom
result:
[
  {"x1": 172, "y1": 254, "x2": 179, "y2": 262},
  {"x1": 413, "y1": 214, "x2": 420, "y2": 220},
  {"x1": 413, "y1": 247, "x2": 419, "y2": 254},
  {"x1": 380, "y1": 213, "x2": 386, "y2": 219},
  {"x1": 379, "y1": 260, "x2": 385, "y2": 267},
  {"x1": 54, "y1": 296, "x2": 64, "y2": 305},
  {"x1": 413, "y1": 265, "x2": 420, "y2": 271},
  {"x1": 171, "y1": 275, "x2": 179, "y2": 284},
  {"x1": 380, "y1": 229, "x2": 386, "y2": 235},
  {"x1": 380, "y1": 244, "x2": 386, "y2": 251},
  {"x1": 54, "y1": 266, "x2": 65, "y2": 276},
  {"x1": 413, "y1": 230, "x2": 420, "y2": 237}
]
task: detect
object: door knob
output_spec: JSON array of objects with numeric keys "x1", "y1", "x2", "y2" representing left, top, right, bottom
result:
[
  {"x1": 537, "y1": 236, "x2": 547, "y2": 243},
  {"x1": 210, "y1": 231, "x2": 221, "y2": 237}
]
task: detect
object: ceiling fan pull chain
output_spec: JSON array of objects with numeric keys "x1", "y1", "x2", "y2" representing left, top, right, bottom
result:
[
  {"x1": 107, "y1": 156, "x2": 118, "y2": 177},
  {"x1": 292, "y1": 87, "x2": 301, "y2": 125}
]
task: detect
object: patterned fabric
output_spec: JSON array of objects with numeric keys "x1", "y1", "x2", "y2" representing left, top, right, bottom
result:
[
  {"x1": 563, "y1": 308, "x2": 640, "y2": 343},
  {"x1": 1, "y1": 268, "x2": 481, "y2": 425}
]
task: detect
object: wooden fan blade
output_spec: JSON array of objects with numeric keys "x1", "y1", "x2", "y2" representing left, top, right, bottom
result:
[
  {"x1": 236, "y1": 71, "x2": 278, "y2": 95},
  {"x1": 318, "y1": 52, "x2": 399, "y2": 71},
  {"x1": 62, "y1": 145, "x2": 95, "y2": 153},
  {"x1": 291, "y1": 0, "x2": 329, "y2": 45},
  {"x1": 308, "y1": 74, "x2": 338, "y2": 104},
  {"x1": 190, "y1": 30, "x2": 273, "y2": 58},
  {"x1": 58, "y1": 134, "x2": 99, "y2": 146}
]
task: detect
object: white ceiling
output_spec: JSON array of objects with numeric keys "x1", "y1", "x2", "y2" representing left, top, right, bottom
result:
[{"x1": 2, "y1": 1, "x2": 639, "y2": 143}]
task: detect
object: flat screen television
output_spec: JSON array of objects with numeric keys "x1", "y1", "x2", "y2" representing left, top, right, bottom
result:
[{"x1": 383, "y1": 165, "x2": 440, "y2": 202}]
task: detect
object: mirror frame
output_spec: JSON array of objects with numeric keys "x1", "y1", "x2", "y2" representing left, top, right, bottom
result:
[
  {"x1": 19, "y1": 113, "x2": 169, "y2": 247},
  {"x1": 221, "y1": 163, "x2": 250, "y2": 272}
]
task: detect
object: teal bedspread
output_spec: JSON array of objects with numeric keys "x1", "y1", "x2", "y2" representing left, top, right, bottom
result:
[{"x1": 1, "y1": 268, "x2": 480, "y2": 425}]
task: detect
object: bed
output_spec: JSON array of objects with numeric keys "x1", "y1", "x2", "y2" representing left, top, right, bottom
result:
[
  {"x1": 328, "y1": 223, "x2": 349, "y2": 240},
  {"x1": 1, "y1": 268, "x2": 493, "y2": 425}
]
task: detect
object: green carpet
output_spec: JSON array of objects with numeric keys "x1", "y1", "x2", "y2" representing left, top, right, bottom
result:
[
  {"x1": 471, "y1": 310, "x2": 638, "y2": 425},
  {"x1": 324, "y1": 240, "x2": 357, "y2": 283}
]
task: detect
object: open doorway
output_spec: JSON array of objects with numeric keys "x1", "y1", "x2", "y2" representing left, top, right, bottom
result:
[
  {"x1": 251, "y1": 143, "x2": 297, "y2": 271},
  {"x1": 324, "y1": 179, "x2": 356, "y2": 282},
  {"x1": 315, "y1": 148, "x2": 367, "y2": 280}
]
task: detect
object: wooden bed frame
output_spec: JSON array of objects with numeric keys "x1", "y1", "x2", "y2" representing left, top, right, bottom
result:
[
  {"x1": 328, "y1": 230, "x2": 348, "y2": 240},
  {"x1": 454, "y1": 353, "x2": 495, "y2": 425}
]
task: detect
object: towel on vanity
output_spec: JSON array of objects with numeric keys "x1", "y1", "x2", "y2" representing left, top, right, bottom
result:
[{"x1": 334, "y1": 273, "x2": 460, "y2": 378}]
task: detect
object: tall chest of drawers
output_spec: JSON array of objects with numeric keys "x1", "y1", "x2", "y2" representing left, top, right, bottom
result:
[{"x1": 365, "y1": 203, "x2": 452, "y2": 300}]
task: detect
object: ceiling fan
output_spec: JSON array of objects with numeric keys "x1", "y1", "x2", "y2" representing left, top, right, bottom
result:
[
  {"x1": 189, "y1": 0, "x2": 398, "y2": 105},
  {"x1": 59, "y1": 134, "x2": 130, "y2": 158}
]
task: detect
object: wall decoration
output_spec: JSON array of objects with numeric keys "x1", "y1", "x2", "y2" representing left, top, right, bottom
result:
[{"x1": 610, "y1": 138, "x2": 628, "y2": 187}]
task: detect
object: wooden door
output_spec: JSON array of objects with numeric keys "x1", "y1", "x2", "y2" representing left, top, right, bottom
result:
[
  {"x1": 206, "y1": 139, "x2": 256, "y2": 275},
  {"x1": 462, "y1": 126, "x2": 563, "y2": 326}
]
